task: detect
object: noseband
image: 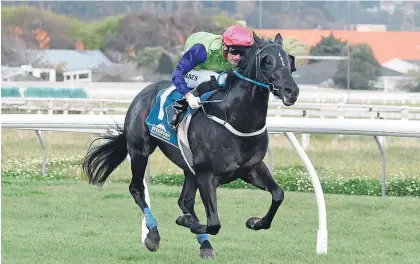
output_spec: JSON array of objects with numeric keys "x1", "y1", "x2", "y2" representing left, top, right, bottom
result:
[{"x1": 233, "y1": 43, "x2": 289, "y2": 96}]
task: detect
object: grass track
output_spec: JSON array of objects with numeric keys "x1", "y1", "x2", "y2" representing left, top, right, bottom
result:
[{"x1": 2, "y1": 181, "x2": 420, "y2": 264}]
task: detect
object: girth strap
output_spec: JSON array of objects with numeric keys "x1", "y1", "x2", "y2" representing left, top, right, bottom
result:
[{"x1": 207, "y1": 115, "x2": 267, "y2": 137}]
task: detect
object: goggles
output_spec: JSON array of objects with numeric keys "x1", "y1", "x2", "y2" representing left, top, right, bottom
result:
[{"x1": 227, "y1": 46, "x2": 247, "y2": 56}]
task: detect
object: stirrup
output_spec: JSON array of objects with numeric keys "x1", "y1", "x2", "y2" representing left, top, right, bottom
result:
[
  {"x1": 169, "y1": 117, "x2": 179, "y2": 130},
  {"x1": 169, "y1": 112, "x2": 180, "y2": 129},
  {"x1": 170, "y1": 109, "x2": 184, "y2": 130},
  {"x1": 170, "y1": 98, "x2": 188, "y2": 130}
]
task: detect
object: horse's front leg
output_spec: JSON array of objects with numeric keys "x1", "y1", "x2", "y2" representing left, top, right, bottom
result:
[
  {"x1": 191, "y1": 171, "x2": 221, "y2": 236},
  {"x1": 241, "y1": 162, "x2": 284, "y2": 230}
]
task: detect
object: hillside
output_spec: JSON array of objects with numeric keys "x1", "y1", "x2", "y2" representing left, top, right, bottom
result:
[{"x1": 2, "y1": 1, "x2": 420, "y2": 31}]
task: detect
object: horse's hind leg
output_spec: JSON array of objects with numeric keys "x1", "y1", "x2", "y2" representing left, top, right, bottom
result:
[
  {"x1": 241, "y1": 162, "x2": 284, "y2": 230},
  {"x1": 176, "y1": 170, "x2": 214, "y2": 259},
  {"x1": 127, "y1": 143, "x2": 160, "y2": 252}
]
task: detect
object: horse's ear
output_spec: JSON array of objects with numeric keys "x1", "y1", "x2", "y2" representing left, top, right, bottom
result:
[
  {"x1": 274, "y1": 33, "x2": 283, "y2": 45},
  {"x1": 252, "y1": 31, "x2": 263, "y2": 46},
  {"x1": 289, "y1": 54, "x2": 296, "y2": 73}
]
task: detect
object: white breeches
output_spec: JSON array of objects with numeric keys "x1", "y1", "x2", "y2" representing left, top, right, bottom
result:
[{"x1": 184, "y1": 70, "x2": 227, "y2": 89}]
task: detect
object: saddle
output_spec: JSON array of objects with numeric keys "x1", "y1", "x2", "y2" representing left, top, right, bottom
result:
[{"x1": 145, "y1": 83, "x2": 220, "y2": 174}]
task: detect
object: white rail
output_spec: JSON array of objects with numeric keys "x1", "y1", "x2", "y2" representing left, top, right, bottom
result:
[
  {"x1": 3, "y1": 98, "x2": 420, "y2": 120},
  {"x1": 3, "y1": 81, "x2": 420, "y2": 103},
  {"x1": 3, "y1": 114, "x2": 419, "y2": 137}
]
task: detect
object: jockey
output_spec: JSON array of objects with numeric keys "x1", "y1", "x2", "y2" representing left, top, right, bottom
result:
[{"x1": 170, "y1": 24, "x2": 253, "y2": 129}]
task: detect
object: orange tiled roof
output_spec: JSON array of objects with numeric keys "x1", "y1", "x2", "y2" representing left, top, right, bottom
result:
[{"x1": 254, "y1": 29, "x2": 420, "y2": 63}]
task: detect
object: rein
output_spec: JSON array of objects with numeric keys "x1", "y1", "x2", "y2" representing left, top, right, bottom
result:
[
  {"x1": 199, "y1": 42, "x2": 289, "y2": 137},
  {"x1": 234, "y1": 43, "x2": 286, "y2": 96},
  {"x1": 203, "y1": 42, "x2": 286, "y2": 104},
  {"x1": 232, "y1": 71, "x2": 270, "y2": 89}
]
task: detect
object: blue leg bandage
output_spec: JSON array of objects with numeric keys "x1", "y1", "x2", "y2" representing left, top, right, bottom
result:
[
  {"x1": 196, "y1": 234, "x2": 209, "y2": 244},
  {"x1": 143, "y1": 207, "x2": 157, "y2": 229}
]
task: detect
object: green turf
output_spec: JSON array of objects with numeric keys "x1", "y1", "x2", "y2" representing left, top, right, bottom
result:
[{"x1": 2, "y1": 180, "x2": 420, "y2": 264}]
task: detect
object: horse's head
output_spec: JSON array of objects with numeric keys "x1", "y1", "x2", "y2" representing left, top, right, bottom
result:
[{"x1": 243, "y1": 32, "x2": 299, "y2": 106}]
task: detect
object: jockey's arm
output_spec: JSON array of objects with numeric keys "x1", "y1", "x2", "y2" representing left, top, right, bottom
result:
[{"x1": 171, "y1": 44, "x2": 208, "y2": 97}]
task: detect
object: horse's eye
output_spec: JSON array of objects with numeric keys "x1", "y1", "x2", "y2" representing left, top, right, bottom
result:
[
  {"x1": 265, "y1": 58, "x2": 273, "y2": 65},
  {"x1": 262, "y1": 57, "x2": 273, "y2": 69}
]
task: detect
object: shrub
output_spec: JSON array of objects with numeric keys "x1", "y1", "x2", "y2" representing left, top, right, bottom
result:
[
  {"x1": 150, "y1": 167, "x2": 420, "y2": 197},
  {"x1": 23, "y1": 87, "x2": 88, "y2": 98}
]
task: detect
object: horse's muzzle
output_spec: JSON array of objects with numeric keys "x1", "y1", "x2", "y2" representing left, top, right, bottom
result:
[{"x1": 281, "y1": 88, "x2": 298, "y2": 106}]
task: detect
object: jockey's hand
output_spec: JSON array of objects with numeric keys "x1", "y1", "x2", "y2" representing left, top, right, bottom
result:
[
  {"x1": 225, "y1": 70, "x2": 236, "y2": 87},
  {"x1": 185, "y1": 92, "x2": 201, "y2": 109}
]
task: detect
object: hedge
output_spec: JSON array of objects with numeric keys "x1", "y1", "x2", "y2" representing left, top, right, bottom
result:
[
  {"x1": 1, "y1": 87, "x2": 21, "y2": 97},
  {"x1": 23, "y1": 87, "x2": 88, "y2": 98},
  {"x1": 150, "y1": 169, "x2": 420, "y2": 198}
]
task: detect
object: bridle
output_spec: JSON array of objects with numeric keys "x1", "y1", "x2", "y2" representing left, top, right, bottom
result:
[{"x1": 234, "y1": 42, "x2": 290, "y2": 97}]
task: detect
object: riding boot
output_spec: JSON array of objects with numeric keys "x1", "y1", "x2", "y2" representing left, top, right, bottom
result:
[{"x1": 169, "y1": 98, "x2": 188, "y2": 129}]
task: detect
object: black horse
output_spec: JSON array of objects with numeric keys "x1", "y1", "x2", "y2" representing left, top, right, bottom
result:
[{"x1": 82, "y1": 32, "x2": 299, "y2": 259}]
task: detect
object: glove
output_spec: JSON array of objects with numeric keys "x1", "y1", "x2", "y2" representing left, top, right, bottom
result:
[
  {"x1": 185, "y1": 92, "x2": 201, "y2": 109},
  {"x1": 224, "y1": 70, "x2": 237, "y2": 88}
]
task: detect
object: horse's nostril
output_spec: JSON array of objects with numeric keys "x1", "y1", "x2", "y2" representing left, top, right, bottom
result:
[{"x1": 284, "y1": 88, "x2": 292, "y2": 95}]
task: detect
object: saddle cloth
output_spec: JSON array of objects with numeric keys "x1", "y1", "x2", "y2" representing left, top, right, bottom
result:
[
  {"x1": 145, "y1": 85, "x2": 217, "y2": 174},
  {"x1": 145, "y1": 86, "x2": 182, "y2": 148}
]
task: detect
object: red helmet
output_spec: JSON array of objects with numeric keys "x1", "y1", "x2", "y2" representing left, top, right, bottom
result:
[{"x1": 222, "y1": 25, "x2": 253, "y2": 47}]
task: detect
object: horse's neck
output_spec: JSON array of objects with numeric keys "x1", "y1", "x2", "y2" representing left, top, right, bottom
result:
[{"x1": 225, "y1": 79, "x2": 270, "y2": 133}]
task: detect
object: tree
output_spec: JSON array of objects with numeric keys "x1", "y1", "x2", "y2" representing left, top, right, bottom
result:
[
  {"x1": 157, "y1": 53, "x2": 174, "y2": 75},
  {"x1": 333, "y1": 43, "x2": 381, "y2": 90},
  {"x1": 1, "y1": 28, "x2": 26, "y2": 66},
  {"x1": 412, "y1": 80, "x2": 420, "y2": 93},
  {"x1": 2, "y1": 5, "x2": 80, "y2": 49},
  {"x1": 136, "y1": 46, "x2": 166, "y2": 70},
  {"x1": 0, "y1": 26, "x2": 43, "y2": 66},
  {"x1": 282, "y1": 37, "x2": 309, "y2": 66},
  {"x1": 211, "y1": 12, "x2": 242, "y2": 33},
  {"x1": 309, "y1": 33, "x2": 347, "y2": 64},
  {"x1": 102, "y1": 11, "x2": 230, "y2": 57},
  {"x1": 400, "y1": 70, "x2": 420, "y2": 92},
  {"x1": 73, "y1": 15, "x2": 123, "y2": 50}
]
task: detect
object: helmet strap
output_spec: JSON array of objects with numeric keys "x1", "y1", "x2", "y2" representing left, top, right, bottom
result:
[{"x1": 222, "y1": 45, "x2": 228, "y2": 59}]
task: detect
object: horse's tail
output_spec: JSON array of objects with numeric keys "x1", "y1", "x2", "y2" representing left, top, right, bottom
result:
[{"x1": 82, "y1": 125, "x2": 127, "y2": 186}]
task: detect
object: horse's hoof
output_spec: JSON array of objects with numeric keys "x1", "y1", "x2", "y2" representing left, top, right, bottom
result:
[
  {"x1": 200, "y1": 249, "x2": 215, "y2": 260},
  {"x1": 145, "y1": 237, "x2": 160, "y2": 252},
  {"x1": 144, "y1": 227, "x2": 160, "y2": 252},
  {"x1": 175, "y1": 213, "x2": 193, "y2": 228},
  {"x1": 246, "y1": 217, "x2": 263, "y2": 230},
  {"x1": 200, "y1": 240, "x2": 215, "y2": 260}
]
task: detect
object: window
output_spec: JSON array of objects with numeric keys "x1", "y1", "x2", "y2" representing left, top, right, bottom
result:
[
  {"x1": 78, "y1": 73, "x2": 89, "y2": 79},
  {"x1": 40, "y1": 72, "x2": 50, "y2": 80}
]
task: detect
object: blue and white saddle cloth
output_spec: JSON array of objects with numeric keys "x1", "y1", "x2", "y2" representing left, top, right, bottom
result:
[{"x1": 145, "y1": 85, "x2": 216, "y2": 148}]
